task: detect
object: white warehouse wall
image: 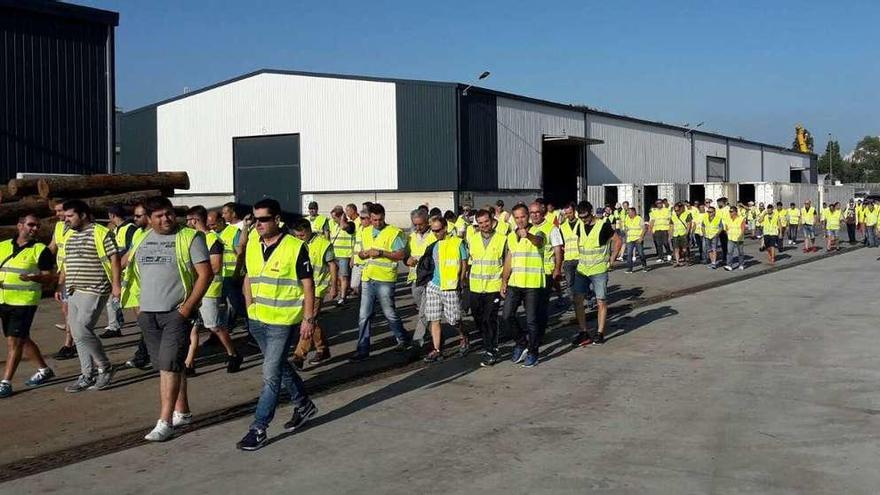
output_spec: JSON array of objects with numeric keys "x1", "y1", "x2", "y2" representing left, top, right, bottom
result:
[
  {"x1": 763, "y1": 149, "x2": 803, "y2": 183},
  {"x1": 586, "y1": 114, "x2": 691, "y2": 185},
  {"x1": 156, "y1": 72, "x2": 398, "y2": 195},
  {"x1": 496, "y1": 97, "x2": 584, "y2": 190},
  {"x1": 693, "y1": 135, "x2": 727, "y2": 182}
]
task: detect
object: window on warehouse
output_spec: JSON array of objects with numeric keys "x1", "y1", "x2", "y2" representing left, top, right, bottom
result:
[{"x1": 706, "y1": 156, "x2": 727, "y2": 182}]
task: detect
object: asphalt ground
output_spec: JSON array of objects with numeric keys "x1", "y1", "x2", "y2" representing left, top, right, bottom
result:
[
  {"x1": 0, "y1": 231, "x2": 870, "y2": 480},
  {"x1": 3, "y1": 243, "x2": 878, "y2": 494}
]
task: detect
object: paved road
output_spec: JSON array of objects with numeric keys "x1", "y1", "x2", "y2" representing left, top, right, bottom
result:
[{"x1": 4, "y1": 247, "x2": 878, "y2": 494}]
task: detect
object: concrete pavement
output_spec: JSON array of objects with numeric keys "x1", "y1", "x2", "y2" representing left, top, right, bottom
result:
[{"x1": 4, "y1": 247, "x2": 879, "y2": 494}]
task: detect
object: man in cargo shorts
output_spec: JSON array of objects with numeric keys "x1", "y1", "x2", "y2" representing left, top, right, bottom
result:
[
  {"x1": 801, "y1": 200, "x2": 817, "y2": 253},
  {"x1": 420, "y1": 216, "x2": 468, "y2": 362}
]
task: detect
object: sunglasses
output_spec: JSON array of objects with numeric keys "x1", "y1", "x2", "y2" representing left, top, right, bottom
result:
[
  {"x1": 431, "y1": 228, "x2": 445, "y2": 233},
  {"x1": 24, "y1": 222, "x2": 39, "y2": 228},
  {"x1": 254, "y1": 216, "x2": 276, "y2": 223},
  {"x1": 134, "y1": 214, "x2": 144, "y2": 218}
]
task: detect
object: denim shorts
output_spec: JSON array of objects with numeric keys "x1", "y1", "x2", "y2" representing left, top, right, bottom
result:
[
  {"x1": 573, "y1": 271, "x2": 608, "y2": 300},
  {"x1": 337, "y1": 258, "x2": 351, "y2": 278},
  {"x1": 704, "y1": 236, "x2": 720, "y2": 252},
  {"x1": 803, "y1": 225, "x2": 815, "y2": 238}
]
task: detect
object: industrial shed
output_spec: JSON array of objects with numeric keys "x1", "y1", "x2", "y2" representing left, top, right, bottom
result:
[
  {"x1": 118, "y1": 69, "x2": 816, "y2": 223},
  {"x1": 0, "y1": 0, "x2": 119, "y2": 182}
]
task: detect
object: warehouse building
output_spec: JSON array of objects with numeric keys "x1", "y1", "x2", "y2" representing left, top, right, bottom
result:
[
  {"x1": 118, "y1": 69, "x2": 816, "y2": 224},
  {"x1": 0, "y1": 0, "x2": 119, "y2": 183}
]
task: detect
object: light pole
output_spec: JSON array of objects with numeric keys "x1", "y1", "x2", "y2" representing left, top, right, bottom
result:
[
  {"x1": 827, "y1": 133, "x2": 834, "y2": 183},
  {"x1": 461, "y1": 71, "x2": 491, "y2": 96}
]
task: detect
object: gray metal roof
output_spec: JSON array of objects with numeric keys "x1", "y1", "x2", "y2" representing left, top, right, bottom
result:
[{"x1": 1, "y1": 0, "x2": 119, "y2": 26}]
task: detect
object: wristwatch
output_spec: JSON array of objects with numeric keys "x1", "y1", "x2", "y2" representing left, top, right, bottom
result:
[{"x1": 305, "y1": 316, "x2": 318, "y2": 324}]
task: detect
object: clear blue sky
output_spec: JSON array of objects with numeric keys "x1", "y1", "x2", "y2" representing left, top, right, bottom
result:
[{"x1": 81, "y1": 0, "x2": 878, "y2": 154}]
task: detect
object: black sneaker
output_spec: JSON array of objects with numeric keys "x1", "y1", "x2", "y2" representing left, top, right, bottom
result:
[
  {"x1": 480, "y1": 352, "x2": 498, "y2": 367},
  {"x1": 283, "y1": 400, "x2": 318, "y2": 432},
  {"x1": 392, "y1": 341, "x2": 411, "y2": 352},
  {"x1": 185, "y1": 365, "x2": 197, "y2": 377},
  {"x1": 226, "y1": 354, "x2": 243, "y2": 373},
  {"x1": 348, "y1": 353, "x2": 369, "y2": 363},
  {"x1": 292, "y1": 356, "x2": 305, "y2": 371},
  {"x1": 423, "y1": 350, "x2": 444, "y2": 363},
  {"x1": 125, "y1": 358, "x2": 152, "y2": 370},
  {"x1": 236, "y1": 428, "x2": 267, "y2": 451},
  {"x1": 99, "y1": 328, "x2": 122, "y2": 339},
  {"x1": 53, "y1": 345, "x2": 77, "y2": 360},
  {"x1": 590, "y1": 333, "x2": 606, "y2": 346},
  {"x1": 458, "y1": 341, "x2": 470, "y2": 357},
  {"x1": 570, "y1": 331, "x2": 591, "y2": 347}
]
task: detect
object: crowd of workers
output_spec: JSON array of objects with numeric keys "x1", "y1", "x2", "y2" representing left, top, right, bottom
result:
[{"x1": 0, "y1": 191, "x2": 877, "y2": 451}]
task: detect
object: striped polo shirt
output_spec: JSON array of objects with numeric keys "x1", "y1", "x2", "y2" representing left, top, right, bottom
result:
[{"x1": 63, "y1": 224, "x2": 118, "y2": 296}]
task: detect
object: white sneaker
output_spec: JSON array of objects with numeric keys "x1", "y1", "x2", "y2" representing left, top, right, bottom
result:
[
  {"x1": 172, "y1": 411, "x2": 193, "y2": 427},
  {"x1": 144, "y1": 420, "x2": 174, "y2": 441},
  {"x1": 665, "y1": 255, "x2": 672, "y2": 261}
]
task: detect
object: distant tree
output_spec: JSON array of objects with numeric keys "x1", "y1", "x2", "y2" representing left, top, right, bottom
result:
[
  {"x1": 850, "y1": 136, "x2": 880, "y2": 181},
  {"x1": 818, "y1": 140, "x2": 858, "y2": 183}
]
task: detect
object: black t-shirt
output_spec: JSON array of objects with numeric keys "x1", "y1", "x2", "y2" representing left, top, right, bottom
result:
[
  {"x1": 577, "y1": 220, "x2": 615, "y2": 246},
  {"x1": 4, "y1": 240, "x2": 55, "y2": 271},
  {"x1": 209, "y1": 240, "x2": 224, "y2": 256},
  {"x1": 259, "y1": 233, "x2": 313, "y2": 279}
]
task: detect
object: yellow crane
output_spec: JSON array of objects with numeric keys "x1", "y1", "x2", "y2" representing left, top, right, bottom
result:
[{"x1": 794, "y1": 124, "x2": 813, "y2": 153}]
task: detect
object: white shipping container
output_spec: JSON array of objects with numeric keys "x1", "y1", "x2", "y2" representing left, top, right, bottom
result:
[
  {"x1": 754, "y1": 183, "x2": 820, "y2": 207},
  {"x1": 820, "y1": 185, "x2": 856, "y2": 208},
  {"x1": 609, "y1": 183, "x2": 643, "y2": 215},
  {"x1": 703, "y1": 182, "x2": 738, "y2": 204},
  {"x1": 585, "y1": 186, "x2": 605, "y2": 211},
  {"x1": 657, "y1": 183, "x2": 688, "y2": 205}
]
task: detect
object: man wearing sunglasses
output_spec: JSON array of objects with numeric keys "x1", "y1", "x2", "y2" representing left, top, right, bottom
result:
[
  {"x1": 238, "y1": 198, "x2": 318, "y2": 451},
  {"x1": 47, "y1": 202, "x2": 75, "y2": 360},
  {"x1": 571, "y1": 201, "x2": 622, "y2": 347},
  {"x1": 0, "y1": 215, "x2": 56, "y2": 398},
  {"x1": 466, "y1": 209, "x2": 508, "y2": 367},
  {"x1": 350, "y1": 205, "x2": 373, "y2": 297}
]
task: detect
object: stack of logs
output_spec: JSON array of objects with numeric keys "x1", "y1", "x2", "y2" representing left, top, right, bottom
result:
[{"x1": 0, "y1": 172, "x2": 190, "y2": 242}]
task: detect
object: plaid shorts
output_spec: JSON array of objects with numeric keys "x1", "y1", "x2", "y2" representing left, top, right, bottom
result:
[{"x1": 424, "y1": 282, "x2": 461, "y2": 325}]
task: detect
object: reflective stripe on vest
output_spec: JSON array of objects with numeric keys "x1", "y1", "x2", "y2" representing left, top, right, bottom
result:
[
  {"x1": 761, "y1": 212, "x2": 780, "y2": 236},
  {"x1": 703, "y1": 215, "x2": 722, "y2": 239},
  {"x1": 825, "y1": 210, "x2": 841, "y2": 231},
  {"x1": 801, "y1": 207, "x2": 816, "y2": 225},
  {"x1": 559, "y1": 220, "x2": 581, "y2": 262},
  {"x1": 362, "y1": 225, "x2": 403, "y2": 283},
  {"x1": 864, "y1": 208, "x2": 879, "y2": 227},
  {"x1": 0, "y1": 239, "x2": 46, "y2": 306},
  {"x1": 672, "y1": 212, "x2": 690, "y2": 237},
  {"x1": 406, "y1": 230, "x2": 436, "y2": 283},
  {"x1": 329, "y1": 221, "x2": 354, "y2": 259},
  {"x1": 120, "y1": 227, "x2": 198, "y2": 309},
  {"x1": 204, "y1": 231, "x2": 223, "y2": 298},
  {"x1": 651, "y1": 209, "x2": 670, "y2": 231},
  {"x1": 468, "y1": 230, "x2": 506, "y2": 293},
  {"x1": 310, "y1": 214, "x2": 329, "y2": 233},
  {"x1": 507, "y1": 226, "x2": 545, "y2": 289},
  {"x1": 219, "y1": 224, "x2": 239, "y2": 277},
  {"x1": 54, "y1": 221, "x2": 72, "y2": 271},
  {"x1": 437, "y1": 237, "x2": 463, "y2": 290},
  {"x1": 788, "y1": 208, "x2": 802, "y2": 224},
  {"x1": 307, "y1": 234, "x2": 332, "y2": 298},
  {"x1": 245, "y1": 234, "x2": 306, "y2": 325},
  {"x1": 576, "y1": 221, "x2": 610, "y2": 277},
  {"x1": 534, "y1": 220, "x2": 556, "y2": 275}
]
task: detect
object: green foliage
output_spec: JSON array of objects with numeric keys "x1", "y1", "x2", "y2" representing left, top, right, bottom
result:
[{"x1": 819, "y1": 136, "x2": 880, "y2": 183}]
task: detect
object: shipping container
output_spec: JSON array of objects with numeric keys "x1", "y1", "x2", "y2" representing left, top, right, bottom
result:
[
  {"x1": 689, "y1": 182, "x2": 737, "y2": 204},
  {"x1": 820, "y1": 185, "x2": 856, "y2": 208},
  {"x1": 603, "y1": 183, "x2": 643, "y2": 215},
  {"x1": 644, "y1": 183, "x2": 688, "y2": 214},
  {"x1": 747, "y1": 182, "x2": 820, "y2": 207},
  {"x1": 585, "y1": 186, "x2": 605, "y2": 211}
]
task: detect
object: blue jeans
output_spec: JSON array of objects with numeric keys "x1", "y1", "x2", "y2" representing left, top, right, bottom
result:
[
  {"x1": 625, "y1": 242, "x2": 647, "y2": 271},
  {"x1": 223, "y1": 278, "x2": 249, "y2": 332},
  {"x1": 866, "y1": 227, "x2": 877, "y2": 247},
  {"x1": 249, "y1": 319, "x2": 308, "y2": 431},
  {"x1": 356, "y1": 281, "x2": 410, "y2": 356}
]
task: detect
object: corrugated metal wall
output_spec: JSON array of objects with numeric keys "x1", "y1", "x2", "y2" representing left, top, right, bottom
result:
[
  {"x1": 156, "y1": 72, "x2": 399, "y2": 195},
  {"x1": 693, "y1": 135, "x2": 727, "y2": 182},
  {"x1": 496, "y1": 97, "x2": 584, "y2": 190},
  {"x1": 459, "y1": 91, "x2": 498, "y2": 190},
  {"x1": 586, "y1": 113, "x2": 691, "y2": 185},
  {"x1": 728, "y1": 142, "x2": 762, "y2": 182},
  {"x1": 0, "y1": 6, "x2": 114, "y2": 182},
  {"x1": 762, "y1": 149, "x2": 799, "y2": 182},
  {"x1": 117, "y1": 107, "x2": 156, "y2": 173},
  {"x1": 395, "y1": 82, "x2": 457, "y2": 191}
]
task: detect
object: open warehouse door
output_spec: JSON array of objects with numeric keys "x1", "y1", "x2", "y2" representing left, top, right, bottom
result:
[{"x1": 541, "y1": 135, "x2": 602, "y2": 208}]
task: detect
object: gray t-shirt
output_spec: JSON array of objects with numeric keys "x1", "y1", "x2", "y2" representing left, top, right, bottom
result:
[{"x1": 135, "y1": 230, "x2": 209, "y2": 312}]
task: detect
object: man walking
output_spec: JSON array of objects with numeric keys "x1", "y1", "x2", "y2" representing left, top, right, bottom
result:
[
  {"x1": 351, "y1": 203, "x2": 411, "y2": 361},
  {"x1": 623, "y1": 207, "x2": 648, "y2": 273},
  {"x1": 529, "y1": 202, "x2": 563, "y2": 345},
  {"x1": 571, "y1": 201, "x2": 622, "y2": 347},
  {"x1": 99, "y1": 205, "x2": 137, "y2": 339},
  {"x1": 349, "y1": 208, "x2": 371, "y2": 297},
  {"x1": 501, "y1": 204, "x2": 546, "y2": 368},
  {"x1": 120, "y1": 197, "x2": 212, "y2": 441},
  {"x1": 307, "y1": 201, "x2": 330, "y2": 238},
  {"x1": 465, "y1": 209, "x2": 507, "y2": 367},
  {"x1": 420, "y1": 216, "x2": 468, "y2": 362},
  {"x1": 801, "y1": 200, "x2": 817, "y2": 253},
  {"x1": 724, "y1": 206, "x2": 747, "y2": 271},
  {"x1": 702, "y1": 206, "x2": 723, "y2": 269},
  {"x1": 787, "y1": 202, "x2": 801, "y2": 246},
  {"x1": 47, "y1": 202, "x2": 76, "y2": 360},
  {"x1": 237, "y1": 198, "x2": 318, "y2": 451},
  {"x1": 123, "y1": 203, "x2": 153, "y2": 370},
  {"x1": 559, "y1": 202, "x2": 581, "y2": 304},
  {"x1": 328, "y1": 205, "x2": 355, "y2": 305},
  {"x1": 291, "y1": 219, "x2": 337, "y2": 367},
  {"x1": 217, "y1": 204, "x2": 249, "y2": 332},
  {"x1": 183, "y1": 206, "x2": 242, "y2": 374},
  {"x1": 861, "y1": 200, "x2": 878, "y2": 247},
  {"x1": 670, "y1": 202, "x2": 692, "y2": 267},
  {"x1": 823, "y1": 202, "x2": 842, "y2": 252},
  {"x1": 758, "y1": 204, "x2": 781, "y2": 265},
  {"x1": 405, "y1": 209, "x2": 435, "y2": 350},
  {"x1": 58, "y1": 200, "x2": 120, "y2": 393},
  {"x1": 0, "y1": 215, "x2": 56, "y2": 398},
  {"x1": 648, "y1": 200, "x2": 672, "y2": 263}
]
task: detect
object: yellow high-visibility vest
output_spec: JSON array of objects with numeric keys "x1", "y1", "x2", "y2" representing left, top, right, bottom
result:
[
  {"x1": 507, "y1": 226, "x2": 545, "y2": 289},
  {"x1": 727, "y1": 216, "x2": 745, "y2": 242},
  {"x1": 245, "y1": 234, "x2": 306, "y2": 325},
  {"x1": 0, "y1": 239, "x2": 46, "y2": 306},
  {"x1": 307, "y1": 234, "x2": 333, "y2": 298},
  {"x1": 204, "y1": 231, "x2": 223, "y2": 298},
  {"x1": 362, "y1": 225, "x2": 403, "y2": 283},
  {"x1": 801, "y1": 207, "x2": 816, "y2": 225},
  {"x1": 353, "y1": 222, "x2": 367, "y2": 266},
  {"x1": 219, "y1": 224, "x2": 239, "y2": 278},
  {"x1": 310, "y1": 214, "x2": 329, "y2": 234},
  {"x1": 863, "y1": 208, "x2": 879, "y2": 227},
  {"x1": 703, "y1": 215, "x2": 722, "y2": 239},
  {"x1": 329, "y1": 221, "x2": 354, "y2": 260},
  {"x1": 468, "y1": 230, "x2": 506, "y2": 294},
  {"x1": 406, "y1": 230, "x2": 436, "y2": 283},
  {"x1": 559, "y1": 220, "x2": 581, "y2": 262},
  {"x1": 650, "y1": 208, "x2": 670, "y2": 231},
  {"x1": 121, "y1": 227, "x2": 198, "y2": 309},
  {"x1": 672, "y1": 211, "x2": 690, "y2": 237},
  {"x1": 576, "y1": 221, "x2": 610, "y2": 277},
  {"x1": 825, "y1": 210, "x2": 842, "y2": 231},
  {"x1": 624, "y1": 215, "x2": 644, "y2": 240},
  {"x1": 53, "y1": 220, "x2": 72, "y2": 272},
  {"x1": 534, "y1": 220, "x2": 557, "y2": 275},
  {"x1": 436, "y1": 237, "x2": 464, "y2": 290},
  {"x1": 761, "y1": 212, "x2": 780, "y2": 236},
  {"x1": 788, "y1": 208, "x2": 802, "y2": 225}
]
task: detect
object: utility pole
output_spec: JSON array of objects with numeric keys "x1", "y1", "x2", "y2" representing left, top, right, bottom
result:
[{"x1": 827, "y1": 133, "x2": 834, "y2": 184}]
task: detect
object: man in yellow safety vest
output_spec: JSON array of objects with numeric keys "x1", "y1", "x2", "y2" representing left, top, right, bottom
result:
[
  {"x1": 291, "y1": 218, "x2": 338, "y2": 367},
  {"x1": 528, "y1": 201, "x2": 563, "y2": 337},
  {"x1": 328, "y1": 205, "x2": 355, "y2": 306},
  {"x1": 0, "y1": 214, "x2": 56, "y2": 399},
  {"x1": 859, "y1": 200, "x2": 878, "y2": 247},
  {"x1": 702, "y1": 206, "x2": 723, "y2": 268},
  {"x1": 801, "y1": 200, "x2": 817, "y2": 253},
  {"x1": 758, "y1": 203, "x2": 782, "y2": 265},
  {"x1": 648, "y1": 200, "x2": 672, "y2": 263},
  {"x1": 349, "y1": 206, "x2": 372, "y2": 297},
  {"x1": 405, "y1": 208, "x2": 435, "y2": 350},
  {"x1": 351, "y1": 203, "x2": 412, "y2": 361},
  {"x1": 501, "y1": 204, "x2": 546, "y2": 368},
  {"x1": 238, "y1": 197, "x2": 318, "y2": 451},
  {"x1": 465, "y1": 208, "x2": 508, "y2": 367},
  {"x1": 571, "y1": 201, "x2": 622, "y2": 347},
  {"x1": 559, "y1": 202, "x2": 582, "y2": 305},
  {"x1": 823, "y1": 202, "x2": 842, "y2": 252},
  {"x1": 307, "y1": 201, "x2": 330, "y2": 239},
  {"x1": 787, "y1": 202, "x2": 802, "y2": 247},
  {"x1": 47, "y1": 202, "x2": 76, "y2": 360}
]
